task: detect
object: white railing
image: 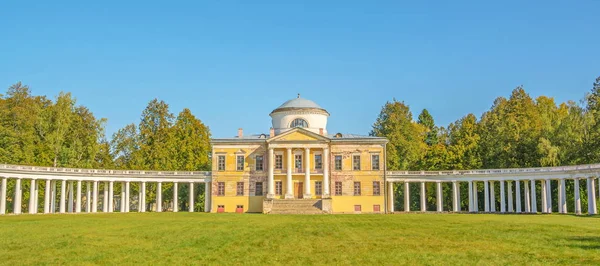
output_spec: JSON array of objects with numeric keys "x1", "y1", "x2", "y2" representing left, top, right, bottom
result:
[
  {"x1": 0, "y1": 164, "x2": 211, "y2": 177},
  {"x1": 386, "y1": 163, "x2": 600, "y2": 176}
]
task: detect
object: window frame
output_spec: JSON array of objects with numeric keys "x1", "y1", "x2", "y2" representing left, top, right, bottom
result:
[
  {"x1": 290, "y1": 118, "x2": 309, "y2": 128},
  {"x1": 371, "y1": 154, "x2": 380, "y2": 171},
  {"x1": 255, "y1": 182, "x2": 263, "y2": 196},
  {"x1": 315, "y1": 181, "x2": 322, "y2": 196},
  {"x1": 275, "y1": 154, "x2": 283, "y2": 170},
  {"x1": 354, "y1": 181, "x2": 361, "y2": 196},
  {"x1": 314, "y1": 154, "x2": 323, "y2": 170},
  {"x1": 294, "y1": 154, "x2": 303, "y2": 170},
  {"x1": 334, "y1": 155, "x2": 342, "y2": 170},
  {"x1": 275, "y1": 181, "x2": 282, "y2": 195},
  {"x1": 217, "y1": 182, "x2": 225, "y2": 196},
  {"x1": 217, "y1": 155, "x2": 226, "y2": 171},
  {"x1": 335, "y1": 181, "x2": 342, "y2": 196},
  {"x1": 373, "y1": 181, "x2": 381, "y2": 196},
  {"x1": 353, "y1": 155, "x2": 361, "y2": 171},
  {"x1": 236, "y1": 155, "x2": 245, "y2": 171},
  {"x1": 255, "y1": 155, "x2": 264, "y2": 171},
  {"x1": 236, "y1": 182, "x2": 244, "y2": 196}
]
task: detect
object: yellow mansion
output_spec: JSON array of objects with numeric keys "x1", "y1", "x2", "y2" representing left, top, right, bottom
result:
[{"x1": 210, "y1": 96, "x2": 388, "y2": 214}]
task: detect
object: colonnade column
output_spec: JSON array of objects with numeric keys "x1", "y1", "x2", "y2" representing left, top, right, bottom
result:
[
  {"x1": 92, "y1": 181, "x2": 98, "y2": 213},
  {"x1": 473, "y1": 181, "x2": 479, "y2": 212},
  {"x1": 323, "y1": 147, "x2": 330, "y2": 197},
  {"x1": 468, "y1": 181, "x2": 474, "y2": 212},
  {"x1": 545, "y1": 179, "x2": 552, "y2": 213},
  {"x1": 204, "y1": 182, "x2": 211, "y2": 213},
  {"x1": 436, "y1": 182, "x2": 442, "y2": 212},
  {"x1": 285, "y1": 148, "x2": 293, "y2": 199},
  {"x1": 188, "y1": 182, "x2": 194, "y2": 212},
  {"x1": 59, "y1": 180, "x2": 66, "y2": 213},
  {"x1": 0, "y1": 177, "x2": 6, "y2": 215},
  {"x1": 530, "y1": 179, "x2": 537, "y2": 213},
  {"x1": 490, "y1": 181, "x2": 496, "y2": 212},
  {"x1": 76, "y1": 180, "x2": 82, "y2": 213},
  {"x1": 86, "y1": 182, "x2": 91, "y2": 212},
  {"x1": 588, "y1": 177, "x2": 597, "y2": 215},
  {"x1": 557, "y1": 179, "x2": 564, "y2": 213},
  {"x1": 120, "y1": 182, "x2": 126, "y2": 212},
  {"x1": 29, "y1": 179, "x2": 36, "y2": 214},
  {"x1": 14, "y1": 178, "x2": 22, "y2": 214},
  {"x1": 420, "y1": 182, "x2": 426, "y2": 212},
  {"x1": 141, "y1": 182, "x2": 146, "y2": 212},
  {"x1": 507, "y1": 181, "x2": 514, "y2": 212},
  {"x1": 267, "y1": 148, "x2": 275, "y2": 198},
  {"x1": 452, "y1": 181, "x2": 459, "y2": 212},
  {"x1": 68, "y1": 181, "x2": 74, "y2": 213},
  {"x1": 173, "y1": 182, "x2": 178, "y2": 212},
  {"x1": 484, "y1": 181, "x2": 490, "y2": 212},
  {"x1": 524, "y1": 181, "x2": 530, "y2": 213},
  {"x1": 574, "y1": 178, "x2": 581, "y2": 215},
  {"x1": 44, "y1": 179, "x2": 51, "y2": 214},
  {"x1": 108, "y1": 181, "x2": 114, "y2": 213},
  {"x1": 388, "y1": 182, "x2": 394, "y2": 213},
  {"x1": 500, "y1": 181, "x2": 506, "y2": 213},
  {"x1": 125, "y1": 182, "x2": 130, "y2": 212},
  {"x1": 156, "y1": 182, "x2": 162, "y2": 212},
  {"x1": 304, "y1": 147, "x2": 311, "y2": 199},
  {"x1": 541, "y1": 180, "x2": 547, "y2": 213},
  {"x1": 516, "y1": 180, "x2": 522, "y2": 213},
  {"x1": 102, "y1": 182, "x2": 108, "y2": 212},
  {"x1": 404, "y1": 182, "x2": 410, "y2": 212}
]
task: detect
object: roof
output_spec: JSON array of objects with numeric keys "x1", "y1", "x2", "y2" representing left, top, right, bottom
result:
[
  {"x1": 211, "y1": 132, "x2": 388, "y2": 144},
  {"x1": 270, "y1": 95, "x2": 329, "y2": 115}
]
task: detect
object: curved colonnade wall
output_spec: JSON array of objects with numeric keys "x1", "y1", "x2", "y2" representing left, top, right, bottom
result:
[{"x1": 0, "y1": 163, "x2": 598, "y2": 215}]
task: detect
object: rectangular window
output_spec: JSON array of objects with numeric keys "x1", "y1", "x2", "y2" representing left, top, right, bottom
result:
[
  {"x1": 373, "y1": 205, "x2": 381, "y2": 212},
  {"x1": 236, "y1": 155, "x2": 244, "y2": 171},
  {"x1": 334, "y1": 155, "x2": 342, "y2": 170},
  {"x1": 371, "y1": 154, "x2": 380, "y2": 170},
  {"x1": 373, "y1": 181, "x2": 381, "y2": 196},
  {"x1": 353, "y1": 155, "x2": 361, "y2": 170},
  {"x1": 295, "y1": 154, "x2": 302, "y2": 170},
  {"x1": 315, "y1": 154, "x2": 323, "y2": 169},
  {"x1": 255, "y1": 182, "x2": 263, "y2": 196},
  {"x1": 217, "y1": 205, "x2": 225, "y2": 213},
  {"x1": 217, "y1": 182, "x2": 225, "y2": 196},
  {"x1": 275, "y1": 181, "x2": 282, "y2": 195},
  {"x1": 236, "y1": 182, "x2": 244, "y2": 196},
  {"x1": 275, "y1": 155, "x2": 283, "y2": 170},
  {"x1": 354, "y1": 181, "x2": 361, "y2": 196},
  {"x1": 255, "y1": 155, "x2": 264, "y2": 171},
  {"x1": 335, "y1": 182, "x2": 342, "y2": 196},
  {"x1": 354, "y1": 205, "x2": 362, "y2": 212},
  {"x1": 218, "y1": 155, "x2": 225, "y2": 171},
  {"x1": 315, "y1": 181, "x2": 322, "y2": 196}
]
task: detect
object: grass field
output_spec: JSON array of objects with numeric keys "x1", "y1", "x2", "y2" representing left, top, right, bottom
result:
[{"x1": 0, "y1": 213, "x2": 598, "y2": 265}]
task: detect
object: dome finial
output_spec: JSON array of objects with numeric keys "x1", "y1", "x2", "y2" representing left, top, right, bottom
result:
[{"x1": 297, "y1": 93, "x2": 300, "y2": 98}]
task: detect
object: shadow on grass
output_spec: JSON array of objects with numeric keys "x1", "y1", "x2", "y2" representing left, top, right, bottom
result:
[{"x1": 567, "y1": 236, "x2": 600, "y2": 250}]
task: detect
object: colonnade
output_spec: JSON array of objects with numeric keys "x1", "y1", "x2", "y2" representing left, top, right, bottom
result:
[
  {"x1": 0, "y1": 177, "x2": 212, "y2": 215},
  {"x1": 388, "y1": 177, "x2": 598, "y2": 215}
]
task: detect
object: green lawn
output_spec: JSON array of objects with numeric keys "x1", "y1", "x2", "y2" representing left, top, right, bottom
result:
[{"x1": 0, "y1": 213, "x2": 598, "y2": 265}]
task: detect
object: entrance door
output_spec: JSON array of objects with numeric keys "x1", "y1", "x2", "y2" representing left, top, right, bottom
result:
[{"x1": 294, "y1": 182, "x2": 304, "y2": 199}]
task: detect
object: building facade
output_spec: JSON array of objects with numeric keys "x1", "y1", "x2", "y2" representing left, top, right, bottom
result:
[{"x1": 210, "y1": 96, "x2": 388, "y2": 213}]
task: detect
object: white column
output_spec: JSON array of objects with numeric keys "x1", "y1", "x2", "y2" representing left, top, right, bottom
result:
[
  {"x1": 557, "y1": 179, "x2": 565, "y2": 213},
  {"x1": 103, "y1": 182, "x2": 108, "y2": 212},
  {"x1": 388, "y1": 182, "x2": 394, "y2": 213},
  {"x1": 76, "y1": 180, "x2": 82, "y2": 213},
  {"x1": 468, "y1": 181, "x2": 474, "y2": 212},
  {"x1": 436, "y1": 182, "x2": 443, "y2": 212},
  {"x1": 29, "y1": 179, "x2": 36, "y2": 214},
  {"x1": 490, "y1": 181, "x2": 496, "y2": 212},
  {"x1": 141, "y1": 182, "x2": 146, "y2": 213},
  {"x1": 530, "y1": 179, "x2": 537, "y2": 213},
  {"x1": 589, "y1": 177, "x2": 597, "y2": 215},
  {"x1": 285, "y1": 148, "x2": 293, "y2": 199},
  {"x1": 86, "y1": 182, "x2": 91, "y2": 212},
  {"x1": 156, "y1": 182, "x2": 162, "y2": 212},
  {"x1": 304, "y1": 147, "x2": 311, "y2": 199},
  {"x1": 452, "y1": 181, "x2": 459, "y2": 212},
  {"x1": 484, "y1": 181, "x2": 490, "y2": 212},
  {"x1": 473, "y1": 181, "x2": 479, "y2": 212},
  {"x1": 500, "y1": 181, "x2": 506, "y2": 213},
  {"x1": 507, "y1": 181, "x2": 514, "y2": 212},
  {"x1": 44, "y1": 179, "x2": 50, "y2": 214},
  {"x1": 267, "y1": 148, "x2": 275, "y2": 198},
  {"x1": 189, "y1": 182, "x2": 194, "y2": 212},
  {"x1": 68, "y1": 181, "x2": 74, "y2": 213},
  {"x1": 13, "y1": 178, "x2": 22, "y2": 214},
  {"x1": 173, "y1": 182, "x2": 178, "y2": 212},
  {"x1": 516, "y1": 180, "x2": 522, "y2": 213},
  {"x1": 540, "y1": 180, "x2": 547, "y2": 213},
  {"x1": 404, "y1": 182, "x2": 410, "y2": 212},
  {"x1": 51, "y1": 180, "x2": 56, "y2": 213},
  {"x1": 125, "y1": 182, "x2": 130, "y2": 212},
  {"x1": 0, "y1": 177, "x2": 6, "y2": 215},
  {"x1": 524, "y1": 180, "x2": 530, "y2": 213},
  {"x1": 204, "y1": 182, "x2": 211, "y2": 212},
  {"x1": 59, "y1": 180, "x2": 66, "y2": 213},
  {"x1": 420, "y1": 182, "x2": 426, "y2": 212},
  {"x1": 92, "y1": 181, "x2": 98, "y2": 213},
  {"x1": 546, "y1": 179, "x2": 552, "y2": 213},
  {"x1": 323, "y1": 147, "x2": 330, "y2": 197},
  {"x1": 108, "y1": 181, "x2": 114, "y2": 213},
  {"x1": 120, "y1": 182, "x2": 126, "y2": 212}
]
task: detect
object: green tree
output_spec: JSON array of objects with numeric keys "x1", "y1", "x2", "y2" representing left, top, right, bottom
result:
[{"x1": 172, "y1": 108, "x2": 211, "y2": 171}]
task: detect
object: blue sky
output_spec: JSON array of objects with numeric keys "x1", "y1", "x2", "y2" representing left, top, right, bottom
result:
[{"x1": 1, "y1": 1, "x2": 599, "y2": 138}]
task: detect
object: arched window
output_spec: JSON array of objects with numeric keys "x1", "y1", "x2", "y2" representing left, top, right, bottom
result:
[{"x1": 290, "y1": 118, "x2": 309, "y2": 128}]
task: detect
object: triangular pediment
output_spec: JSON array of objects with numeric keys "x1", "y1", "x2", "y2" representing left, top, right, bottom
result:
[{"x1": 267, "y1": 128, "x2": 330, "y2": 143}]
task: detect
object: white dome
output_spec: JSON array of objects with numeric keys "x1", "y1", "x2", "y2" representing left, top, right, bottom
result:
[{"x1": 270, "y1": 95, "x2": 329, "y2": 135}]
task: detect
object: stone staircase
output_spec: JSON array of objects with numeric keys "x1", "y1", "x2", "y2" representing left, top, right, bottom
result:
[{"x1": 267, "y1": 199, "x2": 325, "y2": 214}]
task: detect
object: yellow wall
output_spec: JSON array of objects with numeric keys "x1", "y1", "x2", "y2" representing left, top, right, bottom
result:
[{"x1": 332, "y1": 196, "x2": 384, "y2": 213}]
